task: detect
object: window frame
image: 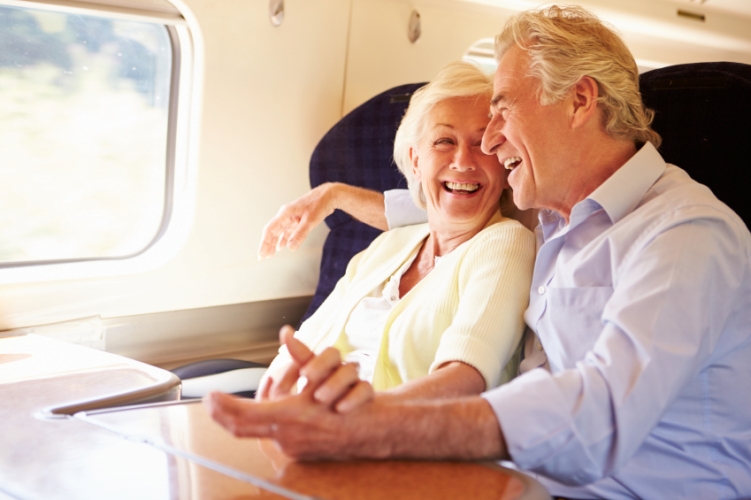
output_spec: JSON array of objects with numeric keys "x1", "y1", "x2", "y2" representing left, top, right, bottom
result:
[{"x1": 0, "y1": 0, "x2": 201, "y2": 284}]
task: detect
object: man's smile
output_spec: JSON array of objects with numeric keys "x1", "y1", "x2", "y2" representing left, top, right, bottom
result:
[{"x1": 503, "y1": 157, "x2": 522, "y2": 170}]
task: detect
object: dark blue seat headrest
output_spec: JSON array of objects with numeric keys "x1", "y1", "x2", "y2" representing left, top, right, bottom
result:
[
  {"x1": 640, "y1": 62, "x2": 751, "y2": 227},
  {"x1": 302, "y1": 62, "x2": 751, "y2": 323}
]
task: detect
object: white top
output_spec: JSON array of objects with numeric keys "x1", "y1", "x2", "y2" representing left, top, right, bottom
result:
[{"x1": 342, "y1": 248, "x2": 419, "y2": 382}]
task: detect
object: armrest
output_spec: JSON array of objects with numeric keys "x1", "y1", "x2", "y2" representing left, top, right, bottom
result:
[{"x1": 171, "y1": 359, "x2": 267, "y2": 399}]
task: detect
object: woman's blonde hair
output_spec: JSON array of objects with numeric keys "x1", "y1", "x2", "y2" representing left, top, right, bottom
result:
[
  {"x1": 393, "y1": 61, "x2": 500, "y2": 209},
  {"x1": 496, "y1": 5, "x2": 661, "y2": 147}
]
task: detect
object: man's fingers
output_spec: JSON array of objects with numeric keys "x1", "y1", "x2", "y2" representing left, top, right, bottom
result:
[
  {"x1": 203, "y1": 392, "x2": 273, "y2": 437},
  {"x1": 258, "y1": 207, "x2": 298, "y2": 260},
  {"x1": 258, "y1": 226, "x2": 283, "y2": 260},
  {"x1": 335, "y1": 380, "x2": 375, "y2": 413},
  {"x1": 286, "y1": 215, "x2": 314, "y2": 252},
  {"x1": 203, "y1": 392, "x2": 276, "y2": 437},
  {"x1": 311, "y1": 362, "x2": 360, "y2": 406}
]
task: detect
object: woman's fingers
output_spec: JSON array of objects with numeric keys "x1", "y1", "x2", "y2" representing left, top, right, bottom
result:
[
  {"x1": 255, "y1": 374, "x2": 273, "y2": 401},
  {"x1": 299, "y1": 347, "x2": 342, "y2": 390},
  {"x1": 310, "y1": 361, "x2": 360, "y2": 406},
  {"x1": 335, "y1": 381, "x2": 375, "y2": 413},
  {"x1": 277, "y1": 326, "x2": 372, "y2": 412},
  {"x1": 281, "y1": 326, "x2": 314, "y2": 366},
  {"x1": 268, "y1": 361, "x2": 302, "y2": 399}
]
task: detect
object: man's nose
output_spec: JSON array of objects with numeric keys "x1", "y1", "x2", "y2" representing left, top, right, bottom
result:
[{"x1": 481, "y1": 116, "x2": 504, "y2": 155}]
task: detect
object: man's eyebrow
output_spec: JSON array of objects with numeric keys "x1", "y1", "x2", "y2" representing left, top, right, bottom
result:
[{"x1": 490, "y1": 94, "x2": 507, "y2": 107}]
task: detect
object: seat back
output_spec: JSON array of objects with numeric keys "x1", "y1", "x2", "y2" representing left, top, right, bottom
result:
[
  {"x1": 301, "y1": 83, "x2": 426, "y2": 322},
  {"x1": 303, "y1": 62, "x2": 751, "y2": 322},
  {"x1": 640, "y1": 62, "x2": 751, "y2": 227}
]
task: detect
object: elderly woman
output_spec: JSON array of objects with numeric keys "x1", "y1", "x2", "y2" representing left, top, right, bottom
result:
[{"x1": 261, "y1": 61, "x2": 534, "y2": 402}]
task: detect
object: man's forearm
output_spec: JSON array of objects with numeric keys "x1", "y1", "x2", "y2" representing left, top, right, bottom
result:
[
  {"x1": 320, "y1": 396, "x2": 508, "y2": 460},
  {"x1": 329, "y1": 183, "x2": 388, "y2": 231},
  {"x1": 341, "y1": 396, "x2": 508, "y2": 461}
]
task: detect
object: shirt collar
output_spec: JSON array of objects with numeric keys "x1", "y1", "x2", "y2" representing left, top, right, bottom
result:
[{"x1": 587, "y1": 142, "x2": 666, "y2": 224}]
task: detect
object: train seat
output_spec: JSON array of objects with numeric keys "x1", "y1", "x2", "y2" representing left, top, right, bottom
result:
[
  {"x1": 173, "y1": 61, "x2": 751, "y2": 399},
  {"x1": 640, "y1": 61, "x2": 751, "y2": 228},
  {"x1": 172, "y1": 83, "x2": 425, "y2": 398}
]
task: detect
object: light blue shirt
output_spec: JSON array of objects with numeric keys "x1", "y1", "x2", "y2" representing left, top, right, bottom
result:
[{"x1": 386, "y1": 143, "x2": 751, "y2": 498}]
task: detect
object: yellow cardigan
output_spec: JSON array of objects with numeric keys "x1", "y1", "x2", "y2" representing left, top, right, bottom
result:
[{"x1": 269, "y1": 211, "x2": 535, "y2": 391}]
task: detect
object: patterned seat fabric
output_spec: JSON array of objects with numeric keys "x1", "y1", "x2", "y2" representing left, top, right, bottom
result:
[
  {"x1": 301, "y1": 83, "x2": 426, "y2": 323},
  {"x1": 640, "y1": 62, "x2": 751, "y2": 228},
  {"x1": 303, "y1": 62, "x2": 751, "y2": 321}
]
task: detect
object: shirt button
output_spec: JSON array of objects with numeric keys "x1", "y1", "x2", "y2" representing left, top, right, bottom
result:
[{"x1": 538, "y1": 286, "x2": 546, "y2": 295}]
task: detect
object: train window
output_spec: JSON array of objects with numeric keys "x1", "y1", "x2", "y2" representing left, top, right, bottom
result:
[{"x1": 0, "y1": 2, "x2": 187, "y2": 272}]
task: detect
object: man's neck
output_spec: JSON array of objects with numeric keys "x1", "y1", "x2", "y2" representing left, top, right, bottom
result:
[{"x1": 555, "y1": 138, "x2": 637, "y2": 223}]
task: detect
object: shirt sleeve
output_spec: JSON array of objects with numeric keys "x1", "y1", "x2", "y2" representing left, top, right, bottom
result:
[
  {"x1": 482, "y1": 217, "x2": 749, "y2": 484},
  {"x1": 431, "y1": 222, "x2": 536, "y2": 389},
  {"x1": 384, "y1": 189, "x2": 427, "y2": 229}
]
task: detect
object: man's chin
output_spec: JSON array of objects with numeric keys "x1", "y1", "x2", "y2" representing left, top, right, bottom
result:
[{"x1": 510, "y1": 192, "x2": 533, "y2": 212}]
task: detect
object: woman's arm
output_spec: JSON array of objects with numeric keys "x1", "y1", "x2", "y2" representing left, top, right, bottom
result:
[
  {"x1": 426, "y1": 221, "x2": 536, "y2": 390},
  {"x1": 376, "y1": 361, "x2": 485, "y2": 403}
]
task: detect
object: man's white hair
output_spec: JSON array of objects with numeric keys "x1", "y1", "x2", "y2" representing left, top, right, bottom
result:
[{"x1": 496, "y1": 5, "x2": 661, "y2": 147}]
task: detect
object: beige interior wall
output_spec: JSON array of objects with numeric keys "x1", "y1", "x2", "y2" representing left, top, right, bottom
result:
[
  {"x1": 1, "y1": 0, "x2": 751, "y2": 352},
  {"x1": 0, "y1": 0, "x2": 350, "y2": 331},
  {"x1": 343, "y1": 0, "x2": 515, "y2": 114}
]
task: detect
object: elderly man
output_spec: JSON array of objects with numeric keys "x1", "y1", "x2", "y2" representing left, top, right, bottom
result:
[{"x1": 206, "y1": 6, "x2": 751, "y2": 498}]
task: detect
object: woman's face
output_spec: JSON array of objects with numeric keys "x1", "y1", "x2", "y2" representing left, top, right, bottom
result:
[{"x1": 411, "y1": 95, "x2": 509, "y2": 232}]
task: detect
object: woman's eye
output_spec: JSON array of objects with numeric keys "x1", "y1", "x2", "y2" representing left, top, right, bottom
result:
[{"x1": 434, "y1": 138, "x2": 454, "y2": 147}]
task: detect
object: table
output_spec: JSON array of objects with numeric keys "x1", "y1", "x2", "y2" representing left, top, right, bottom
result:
[{"x1": 0, "y1": 334, "x2": 551, "y2": 500}]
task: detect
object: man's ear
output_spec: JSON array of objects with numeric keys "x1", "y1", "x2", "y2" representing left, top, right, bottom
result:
[
  {"x1": 410, "y1": 147, "x2": 421, "y2": 182},
  {"x1": 570, "y1": 75, "x2": 599, "y2": 129}
]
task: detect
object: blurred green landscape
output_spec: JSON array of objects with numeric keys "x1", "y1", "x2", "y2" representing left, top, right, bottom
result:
[{"x1": 0, "y1": 5, "x2": 171, "y2": 263}]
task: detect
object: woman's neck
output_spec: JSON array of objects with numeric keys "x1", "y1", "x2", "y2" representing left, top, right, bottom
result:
[
  {"x1": 424, "y1": 209, "x2": 499, "y2": 259},
  {"x1": 398, "y1": 208, "x2": 500, "y2": 298}
]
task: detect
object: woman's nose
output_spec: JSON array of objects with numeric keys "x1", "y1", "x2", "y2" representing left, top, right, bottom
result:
[{"x1": 450, "y1": 142, "x2": 476, "y2": 171}]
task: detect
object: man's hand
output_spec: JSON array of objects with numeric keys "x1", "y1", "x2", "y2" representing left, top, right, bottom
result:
[
  {"x1": 258, "y1": 183, "x2": 387, "y2": 260},
  {"x1": 204, "y1": 325, "x2": 379, "y2": 459},
  {"x1": 204, "y1": 328, "x2": 507, "y2": 462},
  {"x1": 258, "y1": 184, "x2": 338, "y2": 261},
  {"x1": 204, "y1": 386, "x2": 506, "y2": 461}
]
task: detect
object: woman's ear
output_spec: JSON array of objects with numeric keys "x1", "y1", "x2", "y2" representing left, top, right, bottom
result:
[{"x1": 410, "y1": 147, "x2": 421, "y2": 182}]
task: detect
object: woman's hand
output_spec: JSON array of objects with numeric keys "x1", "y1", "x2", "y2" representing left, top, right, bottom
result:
[{"x1": 254, "y1": 325, "x2": 375, "y2": 412}]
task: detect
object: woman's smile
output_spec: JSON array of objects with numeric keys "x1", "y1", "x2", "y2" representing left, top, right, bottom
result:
[{"x1": 410, "y1": 96, "x2": 509, "y2": 232}]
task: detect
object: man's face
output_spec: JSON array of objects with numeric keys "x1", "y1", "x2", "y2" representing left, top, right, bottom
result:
[{"x1": 481, "y1": 46, "x2": 572, "y2": 212}]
